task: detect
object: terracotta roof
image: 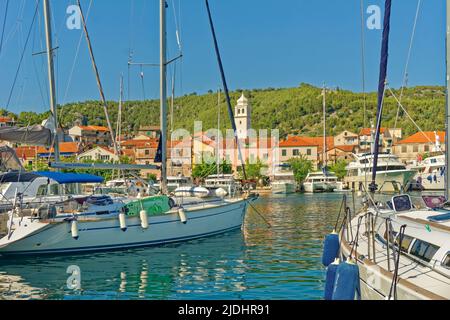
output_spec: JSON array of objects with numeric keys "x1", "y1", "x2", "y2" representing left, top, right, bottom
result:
[
  {"x1": 37, "y1": 142, "x2": 79, "y2": 154},
  {"x1": 78, "y1": 125, "x2": 109, "y2": 132},
  {"x1": 332, "y1": 145, "x2": 356, "y2": 153},
  {"x1": 121, "y1": 138, "x2": 158, "y2": 148},
  {"x1": 0, "y1": 116, "x2": 14, "y2": 123},
  {"x1": 280, "y1": 136, "x2": 319, "y2": 148},
  {"x1": 396, "y1": 131, "x2": 445, "y2": 145},
  {"x1": 359, "y1": 128, "x2": 387, "y2": 136},
  {"x1": 15, "y1": 146, "x2": 37, "y2": 159}
]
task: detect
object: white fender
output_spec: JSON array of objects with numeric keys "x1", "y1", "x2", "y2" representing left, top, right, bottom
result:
[
  {"x1": 140, "y1": 210, "x2": 149, "y2": 229},
  {"x1": 119, "y1": 212, "x2": 127, "y2": 231},
  {"x1": 71, "y1": 220, "x2": 79, "y2": 240},
  {"x1": 178, "y1": 208, "x2": 187, "y2": 224},
  {"x1": 215, "y1": 187, "x2": 228, "y2": 198}
]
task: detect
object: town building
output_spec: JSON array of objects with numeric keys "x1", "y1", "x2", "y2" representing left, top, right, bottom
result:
[
  {"x1": 68, "y1": 125, "x2": 111, "y2": 147},
  {"x1": 393, "y1": 131, "x2": 445, "y2": 163},
  {"x1": 77, "y1": 146, "x2": 120, "y2": 162},
  {"x1": 234, "y1": 93, "x2": 251, "y2": 140},
  {"x1": 36, "y1": 142, "x2": 79, "y2": 160},
  {"x1": 279, "y1": 136, "x2": 319, "y2": 169},
  {"x1": 358, "y1": 127, "x2": 402, "y2": 154},
  {"x1": 334, "y1": 130, "x2": 358, "y2": 147},
  {"x1": 15, "y1": 146, "x2": 37, "y2": 168},
  {"x1": 0, "y1": 116, "x2": 15, "y2": 127},
  {"x1": 138, "y1": 126, "x2": 161, "y2": 139}
]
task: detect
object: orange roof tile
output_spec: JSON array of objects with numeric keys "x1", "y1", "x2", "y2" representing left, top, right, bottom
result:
[
  {"x1": 37, "y1": 142, "x2": 79, "y2": 154},
  {"x1": 121, "y1": 138, "x2": 158, "y2": 148},
  {"x1": 332, "y1": 145, "x2": 356, "y2": 153},
  {"x1": 359, "y1": 128, "x2": 387, "y2": 136},
  {"x1": 0, "y1": 116, "x2": 14, "y2": 123},
  {"x1": 15, "y1": 146, "x2": 37, "y2": 159},
  {"x1": 396, "y1": 131, "x2": 445, "y2": 145},
  {"x1": 79, "y1": 125, "x2": 109, "y2": 132},
  {"x1": 280, "y1": 136, "x2": 319, "y2": 148}
]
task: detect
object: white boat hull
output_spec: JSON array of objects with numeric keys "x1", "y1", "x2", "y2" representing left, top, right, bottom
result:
[
  {"x1": 0, "y1": 199, "x2": 248, "y2": 255},
  {"x1": 272, "y1": 182, "x2": 296, "y2": 194},
  {"x1": 345, "y1": 170, "x2": 415, "y2": 192},
  {"x1": 303, "y1": 182, "x2": 335, "y2": 193}
]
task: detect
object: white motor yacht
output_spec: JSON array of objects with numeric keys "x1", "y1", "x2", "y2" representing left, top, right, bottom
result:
[{"x1": 345, "y1": 153, "x2": 415, "y2": 193}]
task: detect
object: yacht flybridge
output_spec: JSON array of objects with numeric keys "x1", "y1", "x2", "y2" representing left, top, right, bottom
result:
[
  {"x1": 345, "y1": 153, "x2": 415, "y2": 193},
  {"x1": 322, "y1": 0, "x2": 450, "y2": 300},
  {"x1": 0, "y1": 0, "x2": 255, "y2": 255}
]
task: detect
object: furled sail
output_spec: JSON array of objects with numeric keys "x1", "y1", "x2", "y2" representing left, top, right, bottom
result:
[{"x1": 0, "y1": 125, "x2": 52, "y2": 146}]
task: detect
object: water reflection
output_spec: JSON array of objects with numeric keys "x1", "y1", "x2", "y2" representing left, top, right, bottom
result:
[{"x1": 0, "y1": 193, "x2": 351, "y2": 300}]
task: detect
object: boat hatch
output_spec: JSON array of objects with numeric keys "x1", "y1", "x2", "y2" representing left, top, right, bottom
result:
[
  {"x1": 391, "y1": 195, "x2": 413, "y2": 212},
  {"x1": 427, "y1": 212, "x2": 450, "y2": 222}
]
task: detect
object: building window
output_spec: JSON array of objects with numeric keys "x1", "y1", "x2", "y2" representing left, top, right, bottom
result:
[
  {"x1": 413, "y1": 145, "x2": 419, "y2": 153},
  {"x1": 145, "y1": 149, "x2": 150, "y2": 156},
  {"x1": 307, "y1": 149, "x2": 311, "y2": 156},
  {"x1": 401, "y1": 146, "x2": 407, "y2": 153},
  {"x1": 293, "y1": 149, "x2": 299, "y2": 156},
  {"x1": 282, "y1": 149, "x2": 287, "y2": 157},
  {"x1": 424, "y1": 145, "x2": 429, "y2": 152}
]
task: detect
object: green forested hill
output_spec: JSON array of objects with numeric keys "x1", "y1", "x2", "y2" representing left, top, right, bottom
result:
[{"x1": 4, "y1": 83, "x2": 446, "y2": 139}]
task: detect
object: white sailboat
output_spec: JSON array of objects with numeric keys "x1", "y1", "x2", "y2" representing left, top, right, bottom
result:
[
  {"x1": 0, "y1": 0, "x2": 255, "y2": 255},
  {"x1": 323, "y1": 0, "x2": 450, "y2": 300}
]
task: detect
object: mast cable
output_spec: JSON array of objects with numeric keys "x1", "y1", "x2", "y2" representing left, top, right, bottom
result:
[{"x1": 5, "y1": 0, "x2": 40, "y2": 110}]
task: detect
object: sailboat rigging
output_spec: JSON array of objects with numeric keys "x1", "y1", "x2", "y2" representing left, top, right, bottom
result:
[{"x1": 0, "y1": 0, "x2": 255, "y2": 256}]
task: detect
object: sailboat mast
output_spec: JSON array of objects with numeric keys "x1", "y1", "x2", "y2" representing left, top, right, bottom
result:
[
  {"x1": 370, "y1": 0, "x2": 392, "y2": 193},
  {"x1": 446, "y1": 0, "x2": 450, "y2": 200},
  {"x1": 217, "y1": 88, "x2": 221, "y2": 176},
  {"x1": 160, "y1": 0, "x2": 168, "y2": 194},
  {"x1": 42, "y1": 0, "x2": 60, "y2": 162},
  {"x1": 322, "y1": 84, "x2": 326, "y2": 168}
]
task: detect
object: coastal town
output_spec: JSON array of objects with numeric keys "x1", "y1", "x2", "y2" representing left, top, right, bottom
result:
[
  {"x1": 0, "y1": 0, "x2": 449, "y2": 304},
  {"x1": 4, "y1": 94, "x2": 445, "y2": 188}
]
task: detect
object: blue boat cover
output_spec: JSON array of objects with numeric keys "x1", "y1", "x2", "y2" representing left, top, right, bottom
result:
[{"x1": 35, "y1": 171, "x2": 104, "y2": 184}]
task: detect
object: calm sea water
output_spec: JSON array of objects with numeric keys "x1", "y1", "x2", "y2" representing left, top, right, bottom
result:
[{"x1": 0, "y1": 193, "x2": 351, "y2": 300}]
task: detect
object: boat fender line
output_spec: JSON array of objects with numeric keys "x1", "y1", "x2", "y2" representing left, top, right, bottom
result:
[
  {"x1": 119, "y1": 212, "x2": 127, "y2": 232},
  {"x1": 324, "y1": 258, "x2": 340, "y2": 300},
  {"x1": 71, "y1": 219, "x2": 79, "y2": 240},
  {"x1": 322, "y1": 231, "x2": 340, "y2": 266},
  {"x1": 332, "y1": 258, "x2": 361, "y2": 300},
  {"x1": 178, "y1": 208, "x2": 187, "y2": 224},
  {"x1": 140, "y1": 210, "x2": 149, "y2": 229}
]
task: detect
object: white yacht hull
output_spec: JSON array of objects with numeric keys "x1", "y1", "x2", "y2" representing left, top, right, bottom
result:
[
  {"x1": 345, "y1": 170, "x2": 415, "y2": 192},
  {"x1": 0, "y1": 199, "x2": 248, "y2": 255},
  {"x1": 303, "y1": 182, "x2": 335, "y2": 193},
  {"x1": 272, "y1": 182, "x2": 296, "y2": 194},
  {"x1": 412, "y1": 173, "x2": 445, "y2": 191}
]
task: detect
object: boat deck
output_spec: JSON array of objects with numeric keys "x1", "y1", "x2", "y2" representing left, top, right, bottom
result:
[{"x1": 342, "y1": 214, "x2": 450, "y2": 300}]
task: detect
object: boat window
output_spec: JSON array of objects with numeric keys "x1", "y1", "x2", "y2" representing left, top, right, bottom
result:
[
  {"x1": 36, "y1": 184, "x2": 48, "y2": 196},
  {"x1": 383, "y1": 231, "x2": 414, "y2": 252},
  {"x1": 48, "y1": 184, "x2": 60, "y2": 196},
  {"x1": 410, "y1": 239, "x2": 440, "y2": 263},
  {"x1": 443, "y1": 254, "x2": 450, "y2": 269}
]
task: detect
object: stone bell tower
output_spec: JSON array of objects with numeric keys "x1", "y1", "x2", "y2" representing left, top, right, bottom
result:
[{"x1": 234, "y1": 93, "x2": 251, "y2": 139}]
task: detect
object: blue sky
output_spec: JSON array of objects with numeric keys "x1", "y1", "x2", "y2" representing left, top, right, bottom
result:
[{"x1": 0, "y1": 0, "x2": 446, "y2": 113}]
